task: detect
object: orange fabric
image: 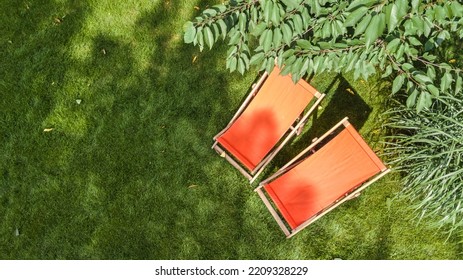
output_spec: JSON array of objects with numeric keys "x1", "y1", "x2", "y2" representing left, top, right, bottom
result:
[
  {"x1": 264, "y1": 125, "x2": 386, "y2": 229},
  {"x1": 217, "y1": 67, "x2": 317, "y2": 171}
]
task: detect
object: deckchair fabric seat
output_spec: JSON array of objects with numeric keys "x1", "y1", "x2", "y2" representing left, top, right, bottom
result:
[
  {"x1": 217, "y1": 68, "x2": 318, "y2": 171},
  {"x1": 264, "y1": 125, "x2": 386, "y2": 229},
  {"x1": 213, "y1": 66, "x2": 324, "y2": 182},
  {"x1": 256, "y1": 118, "x2": 390, "y2": 237}
]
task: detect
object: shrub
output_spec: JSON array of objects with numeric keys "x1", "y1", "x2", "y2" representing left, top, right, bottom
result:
[{"x1": 384, "y1": 92, "x2": 463, "y2": 231}]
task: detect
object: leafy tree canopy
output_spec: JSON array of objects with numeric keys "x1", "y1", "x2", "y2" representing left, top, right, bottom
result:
[{"x1": 184, "y1": 0, "x2": 463, "y2": 111}]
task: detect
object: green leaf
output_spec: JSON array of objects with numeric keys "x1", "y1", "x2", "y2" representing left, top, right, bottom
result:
[
  {"x1": 344, "y1": 6, "x2": 368, "y2": 27},
  {"x1": 213, "y1": 4, "x2": 227, "y2": 13},
  {"x1": 411, "y1": 17, "x2": 425, "y2": 33},
  {"x1": 455, "y1": 75, "x2": 462, "y2": 94},
  {"x1": 264, "y1": 0, "x2": 274, "y2": 23},
  {"x1": 273, "y1": 27, "x2": 282, "y2": 46},
  {"x1": 353, "y1": 14, "x2": 372, "y2": 37},
  {"x1": 408, "y1": 36, "x2": 422, "y2": 46},
  {"x1": 280, "y1": 64, "x2": 293, "y2": 76},
  {"x1": 293, "y1": 14, "x2": 303, "y2": 33},
  {"x1": 427, "y1": 67, "x2": 436, "y2": 80},
  {"x1": 197, "y1": 27, "x2": 204, "y2": 50},
  {"x1": 416, "y1": 91, "x2": 432, "y2": 112},
  {"x1": 262, "y1": 29, "x2": 273, "y2": 52},
  {"x1": 386, "y1": 38, "x2": 401, "y2": 53},
  {"x1": 346, "y1": 0, "x2": 378, "y2": 12},
  {"x1": 281, "y1": 49, "x2": 295, "y2": 58},
  {"x1": 202, "y1": 29, "x2": 214, "y2": 49},
  {"x1": 440, "y1": 72, "x2": 453, "y2": 92},
  {"x1": 394, "y1": 43, "x2": 405, "y2": 60},
  {"x1": 411, "y1": 0, "x2": 422, "y2": 13},
  {"x1": 318, "y1": 42, "x2": 333, "y2": 49},
  {"x1": 237, "y1": 57, "x2": 246, "y2": 75},
  {"x1": 227, "y1": 46, "x2": 237, "y2": 58},
  {"x1": 387, "y1": 4, "x2": 399, "y2": 33},
  {"x1": 252, "y1": 22, "x2": 267, "y2": 37},
  {"x1": 291, "y1": 58, "x2": 303, "y2": 82},
  {"x1": 217, "y1": 19, "x2": 228, "y2": 40},
  {"x1": 392, "y1": 74, "x2": 405, "y2": 94},
  {"x1": 451, "y1": 2, "x2": 463, "y2": 18},
  {"x1": 271, "y1": 3, "x2": 281, "y2": 26},
  {"x1": 281, "y1": 0, "x2": 298, "y2": 10},
  {"x1": 434, "y1": 5, "x2": 446, "y2": 21},
  {"x1": 426, "y1": 84, "x2": 439, "y2": 97},
  {"x1": 259, "y1": 57, "x2": 269, "y2": 71},
  {"x1": 365, "y1": 13, "x2": 385, "y2": 47},
  {"x1": 282, "y1": 23, "x2": 293, "y2": 45},
  {"x1": 401, "y1": 63, "x2": 414, "y2": 71},
  {"x1": 301, "y1": 7, "x2": 312, "y2": 29},
  {"x1": 229, "y1": 30, "x2": 241, "y2": 45},
  {"x1": 250, "y1": 52, "x2": 265, "y2": 66},
  {"x1": 381, "y1": 65, "x2": 393, "y2": 78},
  {"x1": 321, "y1": 21, "x2": 331, "y2": 38},
  {"x1": 203, "y1": 8, "x2": 217, "y2": 17},
  {"x1": 424, "y1": 39, "x2": 435, "y2": 52},
  {"x1": 406, "y1": 88, "x2": 418, "y2": 108},
  {"x1": 296, "y1": 39, "x2": 311, "y2": 49},
  {"x1": 265, "y1": 57, "x2": 275, "y2": 73},
  {"x1": 414, "y1": 74, "x2": 432, "y2": 84},
  {"x1": 183, "y1": 22, "x2": 196, "y2": 43},
  {"x1": 300, "y1": 58, "x2": 309, "y2": 76},
  {"x1": 396, "y1": 1, "x2": 409, "y2": 19},
  {"x1": 238, "y1": 13, "x2": 247, "y2": 32},
  {"x1": 227, "y1": 56, "x2": 237, "y2": 72}
]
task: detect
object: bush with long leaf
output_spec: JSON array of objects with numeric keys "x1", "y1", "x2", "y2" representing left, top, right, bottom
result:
[
  {"x1": 184, "y1": 0, "x2": 463, "y2": 111},
  {"x1": 383, "y1": 92, "x2": 463, "y2": 231}
]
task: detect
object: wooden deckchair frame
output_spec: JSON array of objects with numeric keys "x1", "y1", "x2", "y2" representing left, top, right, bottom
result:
[
  {"x1": 255, "y1": 117, "x2": 391, "y2": 238},
  {"x1": 212, "y1": 70, "x2": 325, "y2": 183}
]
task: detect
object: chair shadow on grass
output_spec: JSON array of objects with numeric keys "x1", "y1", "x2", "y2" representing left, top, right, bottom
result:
[{"x1": 307, "y1": 74, "x2": 372, "y2": 138}]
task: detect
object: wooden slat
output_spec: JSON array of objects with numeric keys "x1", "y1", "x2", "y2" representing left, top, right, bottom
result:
[
  {"x1": 256, "y1": 188, "x2": 291, "y2": 236},
  {"x1": 213, "y1": 145, "x2": 253, "y2": 180}
]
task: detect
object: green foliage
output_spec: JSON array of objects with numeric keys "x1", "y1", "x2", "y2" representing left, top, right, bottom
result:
[
  {"x1": 384, "y1": 91, "x2": 463, "y2": 232},
  {"x1": 185, "y1": 0, "x2": 463, "y2": 111}
]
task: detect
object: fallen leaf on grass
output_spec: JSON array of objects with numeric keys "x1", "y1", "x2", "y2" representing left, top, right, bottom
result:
[
  {"x1": 346, "y1": 88, "x2": 355, "y2": 95},
  {"x1": 188, "y1": 185, "x2": 198, "y2": 189},
  {"x1": 192, "y1": 55, "x2": 198, "y2": 63},
  {"x1": 43, "y1": 128, "x2": 54, "y2": 132}
]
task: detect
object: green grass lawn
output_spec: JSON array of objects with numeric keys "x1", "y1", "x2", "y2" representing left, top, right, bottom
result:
[{"x1": 1, "y1": 0, "x2": 462, "y2": 259}]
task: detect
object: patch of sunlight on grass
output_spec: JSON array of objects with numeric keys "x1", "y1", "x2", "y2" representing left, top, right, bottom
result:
[
  {"x1": 69, "y1": 39, "x2": 94, "y2": 61},
  {"x1": 69, "y1": 0, "x2": 160, "y2": 67},
  {"x1": 179, "y1": 236, "x2": 201, "y2": 259},
  {"x1": 80, "y1": 173, "x2": 107, "y2": 218},
  {"x1": 87, "y1": 0, "x2": 159, "y2": 38},
  {"x1": 42, "y1": 105, "x2": 88, "y2": 138}
]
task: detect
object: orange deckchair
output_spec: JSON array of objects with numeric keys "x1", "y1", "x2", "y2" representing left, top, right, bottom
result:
[
  {"x1": 255, "y1": 117, "x2": 390, "y2": 238},
  {"x1": 212, "y1": 66, "x2": 325, "y2": 183}
]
